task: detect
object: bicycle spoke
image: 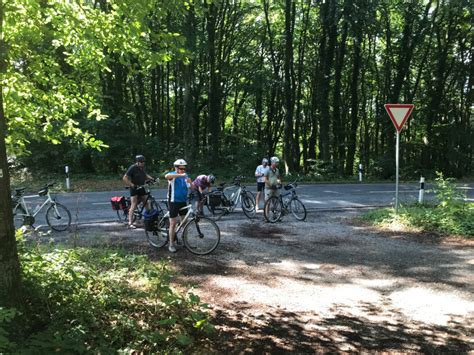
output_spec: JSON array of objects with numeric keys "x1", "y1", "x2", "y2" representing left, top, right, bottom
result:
[{"x1": 183, "y1": 217, "x2": 220, "y2": 255}]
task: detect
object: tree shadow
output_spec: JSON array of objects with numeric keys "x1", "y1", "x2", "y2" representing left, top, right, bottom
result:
[{"x1": 209, "y1": 302, "x2": 473, "y2": 353}]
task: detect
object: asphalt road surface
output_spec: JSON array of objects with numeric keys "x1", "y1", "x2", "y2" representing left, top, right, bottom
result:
[{"x1": 18, "y1": 182, "x2": 474, "y2": 226}]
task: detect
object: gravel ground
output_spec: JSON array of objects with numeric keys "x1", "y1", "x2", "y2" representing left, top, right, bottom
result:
[{"x1": 30, "y1": 209, "x2": 474, "y2": 353}]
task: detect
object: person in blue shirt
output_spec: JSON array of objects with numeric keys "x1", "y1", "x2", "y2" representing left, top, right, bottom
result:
[{"x1": 165, "y1": 159, "x2": 193, "y2": 253}]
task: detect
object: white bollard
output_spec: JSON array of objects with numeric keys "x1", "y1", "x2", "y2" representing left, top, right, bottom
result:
[
  {"x1": 358, "y1": 164, "x2": 363, "y2": 182},
  {"x1": 65, "y1": 165, "x2": 70, "y2": 190},
  {"x1": 418, "y1": 176, "x2": 425, "y2": 204}
]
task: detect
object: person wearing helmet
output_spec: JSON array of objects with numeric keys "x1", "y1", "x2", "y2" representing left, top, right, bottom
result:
[
  {"x1": 165, "y1": 159, "x2": 193, "y2": 253},
  {"x1": 264, "y1": 156, "x2": 281, "y2": 202},
  {"x1": 123, "y1": 155, "x2": 155, "y2": 229},
  {"x1": 255, "y1": 158, "x2": 269, "y2": 212},
  {"x1": 192, "y1": 174, "x2": 216, "y2": 215}
]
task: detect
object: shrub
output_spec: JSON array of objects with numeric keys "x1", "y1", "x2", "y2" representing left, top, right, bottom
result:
[{"x1": 1, "y1": 242, "x2": 214, "y2": 353}]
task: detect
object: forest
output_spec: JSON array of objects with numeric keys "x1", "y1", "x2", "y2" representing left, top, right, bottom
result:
[{"x1": 2, "y1": 0, "x2": 473, "y2": 181}]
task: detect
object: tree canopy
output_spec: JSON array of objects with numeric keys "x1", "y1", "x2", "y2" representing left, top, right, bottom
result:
[{"x1": 3, "y1": 0, "x2": 473, "y2": 178}]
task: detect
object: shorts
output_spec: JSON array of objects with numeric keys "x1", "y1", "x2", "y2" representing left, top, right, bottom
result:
[
  {"x1": 130, "y1": 186, "x2": 147, "y2": 197},
  {"x1": 257, "y1": 182, "x2": 265, "y2": 192},
  {"x1": 169, "y1": 202, "x2": 188, "y2": 218},
  {"x1": 191, "y1": 189, "x2": 204, "y2": 201},
  {"x1": 265, "y1": 186, "x2": 280, "y2": 201}
]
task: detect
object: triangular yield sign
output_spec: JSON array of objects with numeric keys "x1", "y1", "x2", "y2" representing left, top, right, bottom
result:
[{"x1": 384, "y1": 104, "x2": 414, "y2": 132}]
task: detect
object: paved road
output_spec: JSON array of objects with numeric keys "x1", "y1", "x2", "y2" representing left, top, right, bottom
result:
[{"x1": 20, "y1": 182, "x2": 474, "y2": 226}]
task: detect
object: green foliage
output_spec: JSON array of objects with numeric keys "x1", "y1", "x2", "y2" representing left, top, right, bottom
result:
[
  {"x1": 361, "y1": 174, "x2": 473, "y2": 237},
  {"x1": 4, "y1": 242, "x2": 214, "y2": 353}
]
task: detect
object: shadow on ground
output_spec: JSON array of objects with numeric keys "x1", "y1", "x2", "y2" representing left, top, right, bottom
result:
[{"x1": 209, "y1": 302, "x2": 473, "y2": 353}]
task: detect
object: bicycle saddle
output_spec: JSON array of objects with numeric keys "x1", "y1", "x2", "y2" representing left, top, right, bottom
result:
[{"x1": 15, "y1": 187, "x2": 26, "y2": 195}]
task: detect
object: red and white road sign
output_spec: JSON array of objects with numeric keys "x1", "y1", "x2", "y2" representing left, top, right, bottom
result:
[{"x1": 384, "y1": 104, "x2": 414, "y2": 132}]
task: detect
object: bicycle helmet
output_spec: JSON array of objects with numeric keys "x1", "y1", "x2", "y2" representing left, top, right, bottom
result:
[
  {"x1": 207, "y1": 174, "x2": 216, "y2": 184},
  {"x1": 135, "y1": 155, "x2": 146, "y2": 162},
  {"x1": 262, "y1": 158, "x2": 269, "y2": 165},
  {"x1": 270, "y1": 156, "x2": 279, "y2": 164},
  {"x1": 173, "y1": 159, "x2": 187, "y2": 166}
]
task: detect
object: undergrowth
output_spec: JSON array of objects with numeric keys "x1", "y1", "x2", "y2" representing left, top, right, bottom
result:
[
  {"x1": 361, "y1": 173, "x2": 474, "y2": 237},
  {"x1": 0, "y1": 241, "x2": 214, "y2": 353}
]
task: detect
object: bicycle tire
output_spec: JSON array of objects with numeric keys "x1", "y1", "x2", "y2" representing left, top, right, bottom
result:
[
  {"x1": 246, "y1": 190, "x2": 256, "y2": 205},
  {"x1": 13, "y1": 205, "x2": 27, "y2": 230},
  {"x1": 183, "y1": 217, "x2": 220, "y2": 255},
  {"x1": 289, "y1": 198, "x2": 307, "y2": 221},
  {"x1": 46, "y1": 203, "x2": 72, "y2": 231},
  {"x1": 116, "y1": 208, "x2": 129, "y2": 224},
  {"x1": 264, "y1": 196, "x2": 282, "y2": 223},
  {"x1": 146, "y1": 216, "x2": 169, "y2": 249},
  {"x1": 241, "y1": 194, "x2": 256, "y2": 219}
]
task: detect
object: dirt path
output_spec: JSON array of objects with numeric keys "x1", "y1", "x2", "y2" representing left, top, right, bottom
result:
[{"x1": 44, "y1": 210, "x2": 474, "y2": 353}]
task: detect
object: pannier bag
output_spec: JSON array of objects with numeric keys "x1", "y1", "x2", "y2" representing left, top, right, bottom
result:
[
  {"x1": 143, "y1": 209, "x2": 159, "y2": 231},
  {"x1": 111, "y1": 196, "x2": 127, "y2": 210},
  {"x1": 207, "y1": 191, "x2": 223, "y2": 207}
]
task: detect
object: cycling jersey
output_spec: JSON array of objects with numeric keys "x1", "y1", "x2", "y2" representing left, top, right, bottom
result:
[
  {"x1": 167, "y1": 171, "x2": 188, "y2": 203},
  {"x1": 193, "y1": 175, "x2": 211, "y2": 189}
]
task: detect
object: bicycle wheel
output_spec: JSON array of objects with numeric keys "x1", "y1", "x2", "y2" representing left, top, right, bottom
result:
[
  {"x1": 146, "y1": 216, "x2": 169, "y2": 249},
  {"x1": 241, "y1": 194, "x2": 256, "y2": 219},
  {"x1": 246, "y1": 190, "x2": 256, "y2": 205},
  {"x1": 13, "y1": 205, "x2": 27, "y2": 230},
  {"x1": 264, "y1": 196, "x2": 282, "y2": 223},
  {"x1": 183, "y1": 217, "x2": 220, "y2": 255},
  {"x1": 45, "y1": 203, "x2": 71, "y2": 231},
  {"x1": 116, "y1": 208, "x2": 129, "y2": 224},
  {"x1": 289, "y1": 198, "x2": 307, "y2": 221}
]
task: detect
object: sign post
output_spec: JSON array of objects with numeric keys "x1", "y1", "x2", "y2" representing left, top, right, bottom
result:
[{"x1": 384, "y1": 104, "x2": 414, "y2": 213}]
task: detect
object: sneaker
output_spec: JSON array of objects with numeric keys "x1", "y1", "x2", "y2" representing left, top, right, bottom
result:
[
  {"x1": 128, "y1": 224, "x2": 137, "y2": 229},
  {"x1": 255, "y1": 208, "x2": 261, "y2": 213},
  {"x1": 168, "y1": 244, "x2": 177, "y2": 253}
]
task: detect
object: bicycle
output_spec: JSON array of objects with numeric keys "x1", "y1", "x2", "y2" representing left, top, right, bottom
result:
[
  {"x1": 263, "y1": 181, "x2": 307, "y2": 223},
  {"x1": 12, "y1": 182, "x2": 71, "y2": 231},
  {"x1": 203, "y1": 175, "x2": 256, "y2": 220},
  {"x1": 145, "y1": 202, "x2": 220, "y2": 255},
  {"x1": 115, "y1": 179, "x2": 164, "y2": 225}
]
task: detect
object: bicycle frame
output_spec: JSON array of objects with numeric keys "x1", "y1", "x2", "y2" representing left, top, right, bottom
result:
[
  {"x1": 14, "y1": 190, "x2": 57, "y2": 218},
  {"x1": 161, "y1": 204, "x2": 195, "y2": 236}
]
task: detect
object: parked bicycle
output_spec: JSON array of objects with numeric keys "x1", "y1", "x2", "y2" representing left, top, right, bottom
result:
[
  {"x1": 112, "y1": 179, "x2": 164, "y2": 224},
  {"x1": 145, "y1": 202, "x2": 220, "y2": 255},
  {"x1": 12, "y1": 182, "x2": 71, "y2": 231},
  {"x1": 263, "y1": 181, "x2": 307, "y2": 223},
  {"x1": 203, "y1": 175, "x2": 256, "y2": 220}
]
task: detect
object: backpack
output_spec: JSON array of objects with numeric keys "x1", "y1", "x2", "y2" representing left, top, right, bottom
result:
[
  {"x1": 111, "y1": 196, "x2": 127, "y2": 210},
  {"x1": 143, "y1": 209, "x2": 159, "y2": 232}
]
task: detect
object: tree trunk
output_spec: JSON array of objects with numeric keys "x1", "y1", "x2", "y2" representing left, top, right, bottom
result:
[
  {"x1": 0, "y1": 0, "x2": 22, "y2": 306},
  {"x1": 283, "y1": 0, "x2": 296, "y2": 172},
  {"x1": 344, "y1": 30, "x2": 363, "y2": 176},
  {"x1": 206, "y1": 2, "x2": 221, "y2": 167}
]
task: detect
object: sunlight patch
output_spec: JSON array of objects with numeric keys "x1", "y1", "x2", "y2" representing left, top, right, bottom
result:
[{"x1": 389, "y1": 287, "x2": 474, "y2": 325}]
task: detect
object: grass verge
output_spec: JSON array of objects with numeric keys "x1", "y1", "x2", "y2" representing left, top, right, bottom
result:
[
  {"x1": 361, "y1": 203, "x2": 474, "y2": 237},
  {"x1": 0, "y1": 240, "x2": 214, "y2": 353}
]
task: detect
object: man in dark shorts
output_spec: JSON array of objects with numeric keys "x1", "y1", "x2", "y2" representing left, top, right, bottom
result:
[
  {"x1": 255, "y1": 158, "x2": 269, "y2": 212},
  {"x1": 122, "y1": 155, "x2": 154, "y2": 229},
  {"x1": 165, "y1": 159, "x2": 193, "y2": 253}
]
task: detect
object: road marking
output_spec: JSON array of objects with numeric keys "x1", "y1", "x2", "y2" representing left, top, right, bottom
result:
[
  {"x1": 92, "y1": 202, "x2": 111, "y2": 205},
  {"x1": 369, "y1": 190, "x2": 420, "y2": 193}
]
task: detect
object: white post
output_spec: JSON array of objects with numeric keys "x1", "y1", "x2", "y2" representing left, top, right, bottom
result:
[
  {"x1": 65, "y1": 165, "x2": 70, "y2": 190},
  {"x1": 358, "y1": 164, "x2": 363, "y2": 182},
  {"x1": 418, "y1": 176, "x2": 425, "y2": 204},
  {"x1": 395, "y1": 132, "x2": 400, "y2": 213}
]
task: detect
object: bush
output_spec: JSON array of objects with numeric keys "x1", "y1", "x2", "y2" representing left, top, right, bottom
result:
[
  {"x1": 361, "y1": 173, "x2": 473, "y2": 237},
  {"x1": 0, "y1": 242, "x2": 214, "y2": 353}
]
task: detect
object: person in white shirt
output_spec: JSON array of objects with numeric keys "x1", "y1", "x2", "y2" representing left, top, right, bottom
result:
[{"x1": 254, "y1": 158, "x2": 269, "y2": 211}]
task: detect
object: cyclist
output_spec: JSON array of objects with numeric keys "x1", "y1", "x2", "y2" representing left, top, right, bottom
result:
[
  {"x1": 192, "y1": 174, "x2": 216, "y2": 216},
  {"x1": 123, "y1": 155, "x2": 155, "y2": 229},
  {"x1": 264, "y1": 156, "x2": 281, "y2": 202},
  {"x1": 165, "y1": 159, "x2": 193, "y2": 253},
  {"x1": 255, "y1": 158, "x2": 269, "y2": 212}
]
